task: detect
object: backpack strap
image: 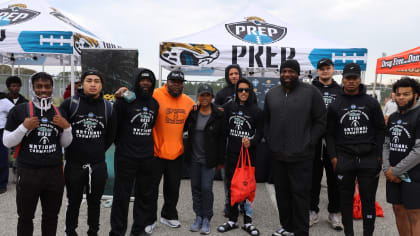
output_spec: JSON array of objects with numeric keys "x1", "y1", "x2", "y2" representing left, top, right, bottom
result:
[
  {"x1": 69, "y1": 94, "x2": 80, "y2": 120},
  {"x1": 52, "y1": 105, "x2": 61, "y2": 117},
  {"x1": 103, "y1": 99, "x2": 112, "y2": 125}
]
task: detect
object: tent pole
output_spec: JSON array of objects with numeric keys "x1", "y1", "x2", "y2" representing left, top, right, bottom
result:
[
  {"x1": 373, "y1": 73, "x2": 378, "y2": 98},
  {"x1": 11, "y1": 63, "x2": 15, "y2": 76},
  {"x1": 70, "y1": 55, "x2": 75, "y2": 96},
  {"x1": 159, "y1": 65, "x2": 162, "y2": 88}
]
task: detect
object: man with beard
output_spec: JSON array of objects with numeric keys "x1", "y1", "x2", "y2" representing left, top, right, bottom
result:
[
  {"x1": 60, "y1": 70, "x2": 117, "y2": 236},
  {"x1": 110, "y1": 68, "x2": 160, "y2": 236},
  {"x1": 327, "y1": 63, "x2": 385, "y2": 236},
  {"x1": 264, "y1": 59, "x2": 326, "y2": 236},
  {"x1": 383, "y1": 77, "x2": 420, "y2": 236},
  {"x1": 3, "y1": 72, "x2": 73, "y2": 236},
  {"x1": 309, "y1": 58, "x2": 343, "y2": 230},
  {"x1": 151, "y1": 70, "x2": 194, "y2": 229}
]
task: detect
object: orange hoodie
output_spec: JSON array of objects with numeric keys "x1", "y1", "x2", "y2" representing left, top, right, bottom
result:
[{"x1": 153, "y1": 84, "x2": 194, "y2": 160}]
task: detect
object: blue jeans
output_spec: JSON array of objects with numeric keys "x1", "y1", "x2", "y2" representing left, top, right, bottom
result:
[
  {"x1": 190, "y1": 162, "x2": 215, "y2": 219},
  {"x1": 0, "y1": 129, "x2": 9, "y2": 189}
]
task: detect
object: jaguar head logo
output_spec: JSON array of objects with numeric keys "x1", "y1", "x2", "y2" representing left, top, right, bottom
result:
[{"x1": 160, "y1": 42, "x2": 219, "y2": 66}]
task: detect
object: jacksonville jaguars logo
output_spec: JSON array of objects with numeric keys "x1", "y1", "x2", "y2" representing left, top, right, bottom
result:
[
  {"x1": 41, "y1": 117, "x2": 48, "y2": 123},
  {"x1": 88, "y1": 112, "x2": 95, "y2": 118},
  {"x1": 0, "y1": 4, "x2": 40, "y2": 26},
  {"x1": 160, "y1": 42, "x2": 220, "y2": 66},
  {"x1": 73, "y1": 33, "x2": 99, "y2": 55},
  {"x1": 225, "y1": 16, "x2": 287, "y2": 45}
]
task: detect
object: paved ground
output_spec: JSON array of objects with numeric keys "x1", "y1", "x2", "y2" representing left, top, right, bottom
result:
[{"x1": 0, "y1": 168, "x2": 398, "y2": 236}]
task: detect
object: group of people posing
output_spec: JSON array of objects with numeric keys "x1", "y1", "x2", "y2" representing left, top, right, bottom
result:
[{"x1": 0, "y1": 58, "x2": 419, "y2": 236}]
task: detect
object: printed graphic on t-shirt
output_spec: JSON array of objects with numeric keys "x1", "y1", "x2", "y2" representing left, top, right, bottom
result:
[
  {"x1": 228, "y1": 110, "x2": 254, "y2": 139},
  {"x1": 72, "y1": 112, "x2": 104, "y2": 139},
  {"x1": 165, "y1": 108, "x2": 186, "y2": 124},
  {"x1": 322, "y1": 91, "x2": 337, "y2": 107},
  {"x1": 27, "y1": 117, "x2": 59, "y2": 154},
  {"x1": 389, "y1": 119, "x2": 411, "y2": 153},
  {"x1": 130, "y1": 106, "x2": 154, "y2": 136},
  {"x1": 340, "y1": 104, "x2": 370, "y2": 136}
]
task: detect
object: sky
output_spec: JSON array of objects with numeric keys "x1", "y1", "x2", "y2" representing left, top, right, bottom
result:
[{"x1": 6, "y1": 0, "x2": 419, "y2": 84}]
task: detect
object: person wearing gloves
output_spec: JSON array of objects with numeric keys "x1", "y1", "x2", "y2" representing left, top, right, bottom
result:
[
  {"x1": 383, "y1": 77, "x2": 420, "y2": 236},
  {"x1": 109, "y1": 68, "x2": 160, "y2": 236},
  {"x1": 217, "y1": 78, "x2": 263, "y2": 236},
  {"x1": 60, "y1": 70, "x2": 117, "y2": 236},
  {"x1": 184, "y1": 83, "x2": 225, "y2": 234},
  {"x1": 326, "y1": 63, "x2": 385, "y2": 236},
  {"x1": 2, "y1": 72, "x2": 73, "y2": 236}
]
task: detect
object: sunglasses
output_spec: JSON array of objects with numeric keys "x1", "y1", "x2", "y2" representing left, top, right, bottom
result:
[{"x1": 237, "y1": 88, "x2": 250, "y2": 93}]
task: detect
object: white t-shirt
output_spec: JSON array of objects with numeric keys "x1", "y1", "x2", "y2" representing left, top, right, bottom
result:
[
  {"x1": 0, "y1": 98, "x2": 14, "y2": 129},
  {"x1": 383, "y1": 100, "x2": 398, "y2": 117}
]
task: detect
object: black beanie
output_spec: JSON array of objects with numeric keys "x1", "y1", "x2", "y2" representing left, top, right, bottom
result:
[
  {"x1": 280, "y1": 59, "x2": 300, "y2": 75},
  {"x1": 81, "y1": 69, "x2": 104, "y2": 84}
]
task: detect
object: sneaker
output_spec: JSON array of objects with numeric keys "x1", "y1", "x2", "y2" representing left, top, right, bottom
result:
[
  {"x1": 200, "y1": 218, "x2": 210, "y2": 235},
  {"x1": 190, "y1": 216, "x2": 202, "y2": 232},
  {"x1": 160, "y1": 217, "x2": 181, "y2": 228},
  {"x1": 328, "y1": 213, "x2": 343, "y2": 231},
  {"x1": 309, "y1": 211, "x2": 319, "y2": 227},
  {"x1": 145, "y1": 221, "x2": 156, "y2": 234},
  {"x1": 272, "y1": 228, "x2": 294, "y2": 236}
]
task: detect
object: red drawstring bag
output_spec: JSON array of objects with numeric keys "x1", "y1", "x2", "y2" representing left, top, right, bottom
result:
[
  {"x1": 230, "y1": 143, "x2": 256, "y2": 206},
  {"x1": 353, "y1": 181, "x2": 384, "y2": 219}
]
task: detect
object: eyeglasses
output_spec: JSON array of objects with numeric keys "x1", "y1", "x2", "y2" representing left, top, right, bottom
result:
[{"x1": 237, "y1": 88, "x2": 250, "y2": 93}]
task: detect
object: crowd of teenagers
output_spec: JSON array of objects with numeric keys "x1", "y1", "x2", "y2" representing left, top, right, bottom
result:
[{"x1": 1, "y1": 58, "x2": 420, "y2": 236}]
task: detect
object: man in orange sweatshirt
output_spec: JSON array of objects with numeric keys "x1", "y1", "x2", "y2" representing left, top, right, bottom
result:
[{"x1": 150, "y1": 70, "x2": 194, "y2": 230}]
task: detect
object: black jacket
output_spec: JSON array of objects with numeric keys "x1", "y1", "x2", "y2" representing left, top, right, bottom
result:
[
  {"x1": 184, "y1": 103, "x2": 225, "y2": 168},
  {"x1": 114, "y1": 68, "x2": 159, "y2": 160},
  {"x1": 264, "y1": 81, "x2": 327, "y2": 161},
  {"x1": 214, "y1": 64, "x2": 257, "y2": 106},
  {"x1": 60, "y1": 90, "x2": 117, "y2": 165},
  {"x1": 326, "y1": 84, "x2": 386, "y2": 159},
  {"x1": 312, "y1": 77, "x2": 341, "y2": 107}
]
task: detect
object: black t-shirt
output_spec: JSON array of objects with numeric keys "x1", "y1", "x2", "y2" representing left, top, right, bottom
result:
[
  {"x1": 114, "y1": 97, "x2": 159, "y2": 159},
  {"x1": 388, "y1": 106, "x2": 420, "y2": 181},
  {"x1": 5, "y1": 102, "x2": 65, "y2": 168}
]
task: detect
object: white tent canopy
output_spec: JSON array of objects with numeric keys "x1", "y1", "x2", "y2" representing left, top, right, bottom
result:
[
  {"x1": 0, "y1": 0, "x2": 119, "y2": 66},
  {"x1": 159, "y1": 4, "x2": 367, "y2": 78}
]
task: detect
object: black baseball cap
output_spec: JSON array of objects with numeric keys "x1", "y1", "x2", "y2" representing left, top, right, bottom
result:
[
  {"x1": 317, "y1": 58, "x2": 334, "y2": 69},
  {"x1": 342, "y1": 63, "x2": 361, "y2": 78},
  {"x1": 167, "y1": 70, "x2": 185, "y2": 81},
  {"x1": 197, "y1": 83, "x2": 214, "y2": 96}
]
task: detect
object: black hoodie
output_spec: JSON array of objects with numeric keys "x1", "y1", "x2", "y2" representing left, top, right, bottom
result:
[
  {"x1": 312, "y1": 77, "x2": 341, "y2": 107},
  {"x1": 114, "y1": 68, "x2": 159, "y2": 160},
  {"x1": 223, "y1": 79, "x2": 263, "y2": 163},
  {"x1": 214, "y1": 64, "x2": 257, "y2": 106},
  {"x1": 60, "y1": 89, "x2": 117, "y2": 165},
  {"x1": 326, "y1": 84, "x2": 386, "y2": 159}
]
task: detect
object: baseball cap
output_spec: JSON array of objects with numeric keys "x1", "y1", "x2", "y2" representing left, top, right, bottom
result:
[
  {"x1": 167, "y1": 70, "x2": 185, "y2": 81},
  {"x1": 197, "y1": 83, "x2": 214, "y2": 96},
  {"x1": 317, "y1": 58, "x2": 334, "y2": 69},
  {"x1": 342, "y1": 63, "x2": 361, "y2": 78}
]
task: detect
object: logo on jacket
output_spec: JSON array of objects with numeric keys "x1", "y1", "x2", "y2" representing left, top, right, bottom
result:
[
  {"x1": 143, "y1": 107, "x2": 148, "y2": 112},
  {"x1": 225, "y1": 16, "x2": 287, "y2": 45},
  {"x1": 160, "y1": 42, "x2": 220, "y2": 66},
  {"x1": 41, "y1": 117, "x2": 48, "y2": 123},
  {"x1": 0, "y1": 4, "x2": 40, "y2": 26},
  {"x1": 350, "y1": 104, "x2": 356, "y2": 109},
  {"x1": 165, "y1": 108, "x2": 186, "y2": 124},
  {"x1": 88, "y1": 112, "x2": 94, "y2": 118}
]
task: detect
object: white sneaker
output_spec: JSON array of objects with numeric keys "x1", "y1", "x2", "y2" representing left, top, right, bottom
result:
[
  {"x1": 309, "y1": 211, "x2": 319, "y2": 227},
  {"x1": 160, "y1": 217, "x2": 181, "y2": 228},
  {"x1": 145, "y1": 221, "x2": 156, "y2": 234},
  {"x1": 328, "y1": 213, "x2": 343, "y2": 231}
]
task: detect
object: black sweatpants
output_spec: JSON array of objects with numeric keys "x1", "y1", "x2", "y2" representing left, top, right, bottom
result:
[
  {"x1": 336, "y1": 154, "x2": 380, "y2": 236},
  {"x1": 272, "y1": 158, "x2": 313, "y2": 236},
  {"x1": 64, "y1": 161, "x2": 108, "y2": 236},
  {"x1": 110, "y1": 156, "x2": 161, "y2": 236},
  {"x1": 310, "y1": 140, "x2": 340, "y2": 213},
  {"x1": 155, "y1": 155, "x2": 184, "y2": 220},
  {"x1": 16, "y1": 165, "x2": 64, "y2": 236}
]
